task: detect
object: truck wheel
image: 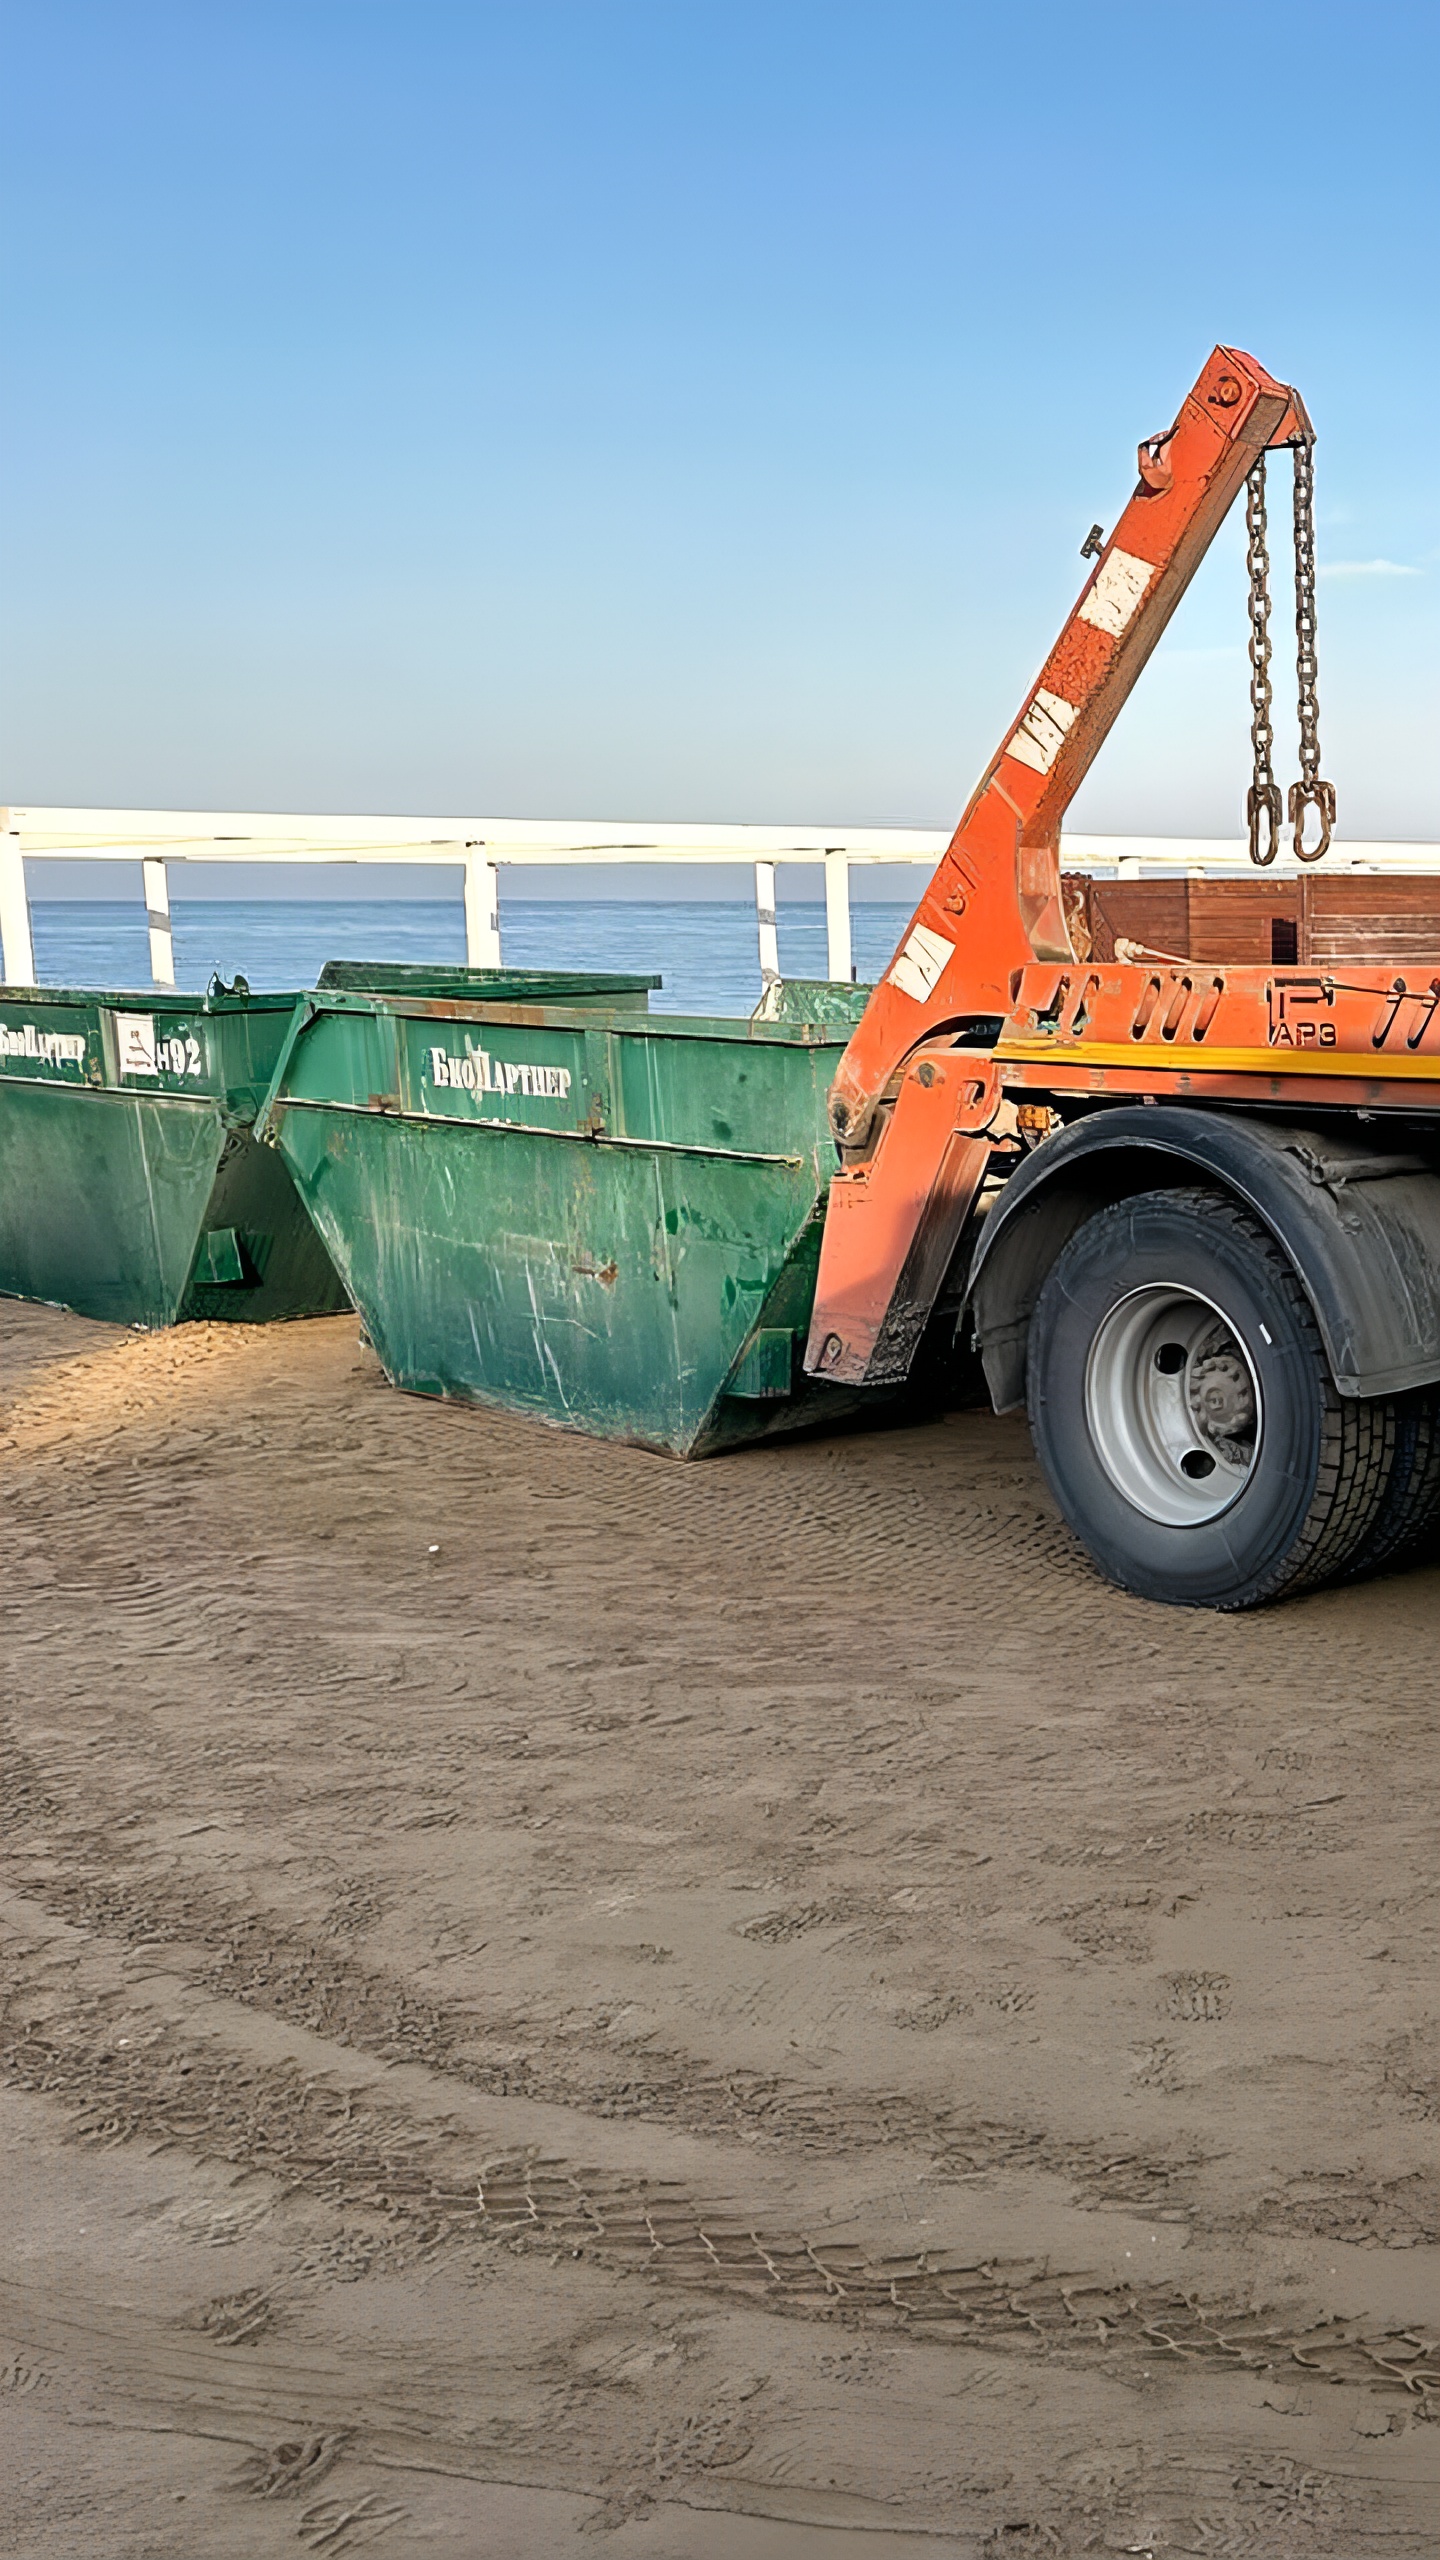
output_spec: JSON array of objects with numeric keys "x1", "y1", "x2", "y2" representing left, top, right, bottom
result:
[
  {"x1": 1339, "y1": 1389, "x2": 1440, "y2": 1582},
  {"x1": 1026, "y1": 1186, "x2": 1394, "y2": 1610}
]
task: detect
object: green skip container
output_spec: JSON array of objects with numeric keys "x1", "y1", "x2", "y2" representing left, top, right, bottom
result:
[
  {"x1": 258, "y1": 973, "x2": 890, "y2": 1455},
  {"x1": 0, "y1": 980, "x2": 348, "y2": 1327}
]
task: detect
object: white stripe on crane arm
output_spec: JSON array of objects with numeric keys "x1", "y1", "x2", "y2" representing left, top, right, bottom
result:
[
  {"x1": 887, "y1": 923, "x2": 955, "y2": 1003},
  {"x1": 1078, "y1": 547, "x2": 1155, "y2": 637},
  {"x1": 1005, "y1": 687, "x2": 1076, "y2": 776}
]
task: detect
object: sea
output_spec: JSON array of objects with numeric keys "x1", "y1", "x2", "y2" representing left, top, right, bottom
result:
[{"x1": 28, "y1": 898, "x2": 915, "y2": 1017}]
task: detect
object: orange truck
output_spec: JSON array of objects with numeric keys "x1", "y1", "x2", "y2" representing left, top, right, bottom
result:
[{"x1": 803, "y1": 346, "x2": 1440, "y2": 1611}]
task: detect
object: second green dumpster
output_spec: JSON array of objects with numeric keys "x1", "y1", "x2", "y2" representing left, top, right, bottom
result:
[{"x1": 0, "y1": 979, "x2": 348, "y2": 1328}]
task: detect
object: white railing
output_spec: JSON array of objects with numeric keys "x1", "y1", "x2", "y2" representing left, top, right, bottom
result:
[{"x1": 2, "y1": 805, "x2": 1437, "y2": 989}]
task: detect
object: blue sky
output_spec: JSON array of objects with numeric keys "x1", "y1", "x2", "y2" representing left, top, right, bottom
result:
[{"x1": 3, "y1": 0, "x2": 1437, "y2": 839}]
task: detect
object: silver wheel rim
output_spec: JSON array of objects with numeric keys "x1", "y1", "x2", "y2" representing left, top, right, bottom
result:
[{"x1": 1084, "y1": 1284, "x2": 1262, "y2": 1526}]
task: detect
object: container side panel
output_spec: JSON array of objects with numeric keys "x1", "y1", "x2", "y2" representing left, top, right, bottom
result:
[
  {"x1": 611, "y1": 1030, "x2": 837, "y2": 1160},
  {"x1": 277, "y1": 1007, "x2": 402, "y2": 1114},
  {"x1": 0, "y1": 1087, "x2": 223, "y2": 1325},
  {"x1": 396, "y1": 1014, "x2": 593, "y2": 1129},
  {"x1": 273, "y1": 1106, "x2": 832, "y2": 1453},
  {"x1": 0, "y1": 992, "x2": 107, "y2": 1088}
]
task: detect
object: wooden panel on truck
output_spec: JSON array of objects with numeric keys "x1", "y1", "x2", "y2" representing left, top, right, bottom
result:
[
  {"x1": 1187, "y1": 879, "x2": 1303, "y2": 964},
  {"x1": 1305, "y1": 877, "x2": 1440, "y2": 966},
  {"x1": 1071, "y1": 874, "x2": 1440, "y2": 970}
]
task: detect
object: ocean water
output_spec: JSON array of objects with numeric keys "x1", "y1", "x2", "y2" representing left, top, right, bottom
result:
[{"x1": 28, "y1": 898, "x2": 915, "y2": 1017}]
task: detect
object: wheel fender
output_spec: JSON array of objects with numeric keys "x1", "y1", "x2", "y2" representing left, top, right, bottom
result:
[{"x1": 966, "y1": 1105, "x2": 1440, "y2": 1409}]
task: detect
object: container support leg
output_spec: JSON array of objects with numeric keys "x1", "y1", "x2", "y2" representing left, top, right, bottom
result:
[
  {"x1": 464, "y1": 847, "x2": 502, "y2": 967},
  {"x1": 143, "y1": 857, "x2": 176, "y2": 986},
  {"x1": 825, "y1": 848, "x2": 853, "y2": 982},
  {"x1": 755, "y1": 860, "x2": 780, "y2": 990},
  {"x1": 0, "y1": 830, "x2": 36, "y2": 985}
]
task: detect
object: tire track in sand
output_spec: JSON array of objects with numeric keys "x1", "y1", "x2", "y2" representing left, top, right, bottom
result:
[{"x1": 2, "y1": 1949, "x2": 1433, "y2": 2416}]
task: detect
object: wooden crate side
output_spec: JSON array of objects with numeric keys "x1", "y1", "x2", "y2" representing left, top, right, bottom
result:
[
  {"x1": 1187, "y1": 879, "x2": 1301, "y2": 964},
  {"x1": 1305, "y1": 876, "x2": 1440, "y2": 965},
  {"x1": 1066, "y1": 874, "x2": 1440, "y2": 968}
]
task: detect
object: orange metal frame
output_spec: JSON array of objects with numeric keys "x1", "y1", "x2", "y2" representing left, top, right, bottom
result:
[{"x1": 804, "y1": 347, "x2": 1439, "y2": 1388}]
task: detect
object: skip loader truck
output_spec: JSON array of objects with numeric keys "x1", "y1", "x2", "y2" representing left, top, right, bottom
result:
[
  {"x1": 252, "y1": 342, "x2": 1440, "y2": 1610},
  {"x1": 801, "y1": 345, "x2": 1440, "y2": 1611}
]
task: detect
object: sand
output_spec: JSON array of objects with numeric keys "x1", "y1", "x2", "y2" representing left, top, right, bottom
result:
[{"x1": 1, "y1": 1298, "x2": 1436, "y2": 2558}]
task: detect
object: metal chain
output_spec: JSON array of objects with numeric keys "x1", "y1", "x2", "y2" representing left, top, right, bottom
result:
[
  {"x1": 1289, "y1": 436, "x2": 1336, "y2": 862},
  {"x1": 1245, "y1": 458, "x2": 1282, "y2": 866}
]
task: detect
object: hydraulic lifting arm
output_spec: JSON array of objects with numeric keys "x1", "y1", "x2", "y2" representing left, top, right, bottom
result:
[{"x1": 803, "y1": 345, "x2": 1313, "y2": 1388}]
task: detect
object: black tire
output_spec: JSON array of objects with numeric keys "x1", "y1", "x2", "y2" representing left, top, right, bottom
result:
[
  {"x1": 1027, "y1": 1186, "x2": 1395, "y2": 1611},
  {"x1": 1339, "y1": 1388, "x2": 1440, "y2": 1582}
]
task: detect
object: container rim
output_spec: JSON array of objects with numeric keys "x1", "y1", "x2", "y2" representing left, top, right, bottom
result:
[
  {"x1": 294, "y1": 988, "x2": 858, "y2": 1047},
  {"x1": 0, "y1": 983, "x2": 305, "y2": 1013}
]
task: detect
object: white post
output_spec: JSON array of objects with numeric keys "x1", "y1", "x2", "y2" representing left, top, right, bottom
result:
[
  {"x1": 754, "y1": 859, "x2": 780, "y2": 990},
  {"x1": 463, "y1": 845, "x2": 502, "y2": 967},
  {"x1": 143, "y1": 856, "x2": 176, "y2": 986},
  {"x1": 0, "y1": 826, "x2": 37, "y2": 985},
  {"x1": 824, "y1": 848, "x2": 853, "y2": 982}
]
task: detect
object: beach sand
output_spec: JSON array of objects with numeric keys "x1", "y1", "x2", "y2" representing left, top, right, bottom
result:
[{"x1": 1, "y1": 1299, "x2": 1435, "y2": 2556}]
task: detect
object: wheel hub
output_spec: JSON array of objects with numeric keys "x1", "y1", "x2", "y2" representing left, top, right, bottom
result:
[
  {"x1": 1187, "y1": 1330, "x2": 1257, "y2": 1465},
  {"x1": 1084, "y1": 1286, "x2": 1263, "y2": 1527}
]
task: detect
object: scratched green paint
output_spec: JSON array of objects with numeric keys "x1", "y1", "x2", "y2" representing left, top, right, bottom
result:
[{"x1": 259, "y1": 979, "x2": 890, "y2": 1455}]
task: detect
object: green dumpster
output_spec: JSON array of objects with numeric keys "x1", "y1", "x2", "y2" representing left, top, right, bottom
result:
[
  {"x1": 0, "y1": 981, "x2": 348, "y2": 1327},
  {"x1": 258, "y1": 978, "x2": 894, "y2": 1455}
]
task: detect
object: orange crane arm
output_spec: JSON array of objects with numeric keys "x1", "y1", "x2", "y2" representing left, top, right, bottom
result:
[
  {"x1": 830, "y1": 346, "x2": 1310, "y2": 1145},
  {"x1": 804, "y1": 345, "x2": 1311, "y2": 1387}
]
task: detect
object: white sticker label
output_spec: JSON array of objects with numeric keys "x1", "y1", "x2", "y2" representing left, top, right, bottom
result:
[
  {"x1": 1078, "y1": 546, "x2": 1154, "y2": 638},
  {"x1": 428, "y1": 1046, "x2": 572, "y2": 1101},
  {"x1": 0, "y1": 1018, "x2": 87, "y2": 1070},
  {"x1": 113, "y1": 1014, "x2": 205, "y2": 1078},
  {"x1": 887, "y1": 924, "x2": 955, "y2": 1004},
  {"x1": 114, "y1": 1013, "x2": 158, "y2": 1076},
  {"x1": 1005, "y1": 686, "x2": 1077, "y2": 776}
]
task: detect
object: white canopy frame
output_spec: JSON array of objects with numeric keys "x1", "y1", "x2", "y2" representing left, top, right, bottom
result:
[{"x1": 2, "y1": 806, "x2": 1435, "y2": 990}]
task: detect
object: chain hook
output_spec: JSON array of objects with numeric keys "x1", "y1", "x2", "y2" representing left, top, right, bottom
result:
[
  {"x1": 1289, "y1": 436, "x2": 1335, "y2": 864},
  {"x1": 1289, "y1": 778, "x2": 1336, "y2": 864},
  {"x1": 1248, "y1": 782, "x2": 1284, "y2": 867},
  {"x1": 1244, "y1": 435, "x2": 1337, "y2": 866}
]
